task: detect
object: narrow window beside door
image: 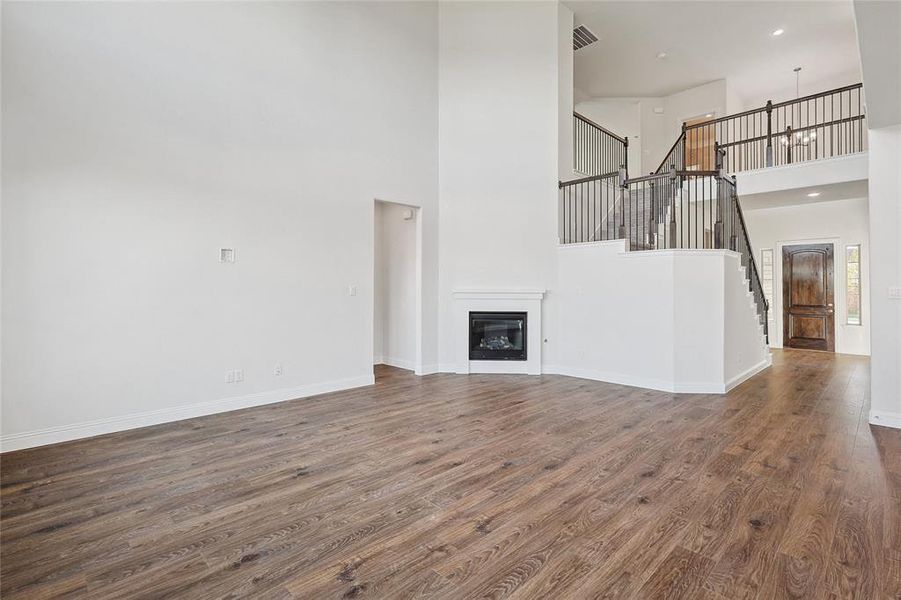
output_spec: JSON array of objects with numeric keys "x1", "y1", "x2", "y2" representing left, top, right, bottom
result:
[{"x1": 846, "y1": 244, "x2": 861, "y2": 325}]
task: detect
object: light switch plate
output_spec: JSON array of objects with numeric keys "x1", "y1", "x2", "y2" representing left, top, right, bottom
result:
[{"x1": 889, "y1": 286, "x2": 901, "y2": 299}]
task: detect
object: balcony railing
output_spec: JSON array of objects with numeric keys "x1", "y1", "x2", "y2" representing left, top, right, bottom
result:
[{"x1": 657, "y1": 84, "x2": 866, "y2": 175}]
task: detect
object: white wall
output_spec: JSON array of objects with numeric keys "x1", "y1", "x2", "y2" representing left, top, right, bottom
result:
[
  {"x1": 1, "y1": 2, "x2": 440, "y2": 448},
  {"x1": 558, "y1": 3, "x2": 575, "y2": 180},
  {"x1": 576, "y1": 80, "x2": 728, "y2": 175},
  {"x1": 437, "y1": 1, "x2": 560, "y2": 369},
  {"x1": 743, "y1": 197, "x2": 871, "y2": 355},
  {"x1": 571, "y1": 98, "x2": 643, "y2": 175},
  {"x1": 555, "y1": 241, "x2": 769, "y2": 392},
  {"x1": 737, "y1": 153, "x2": 868, "y2": 198},
  {"x1": 373, "y1": 202, "x2": 418, "y2": 370},
  {"x1": 866, "y1": 125, "x2": 901, "y2": 428}
]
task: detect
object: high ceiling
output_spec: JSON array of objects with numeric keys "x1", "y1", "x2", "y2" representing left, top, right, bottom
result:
[{"x1": 568, "y1": 1, "x2": 862, "y2": 105}]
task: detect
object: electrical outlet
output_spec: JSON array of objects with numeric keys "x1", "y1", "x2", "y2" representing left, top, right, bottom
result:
[
  {"x1": 274, "y1": 363, "x2": 283, "y2": 376},
  {"x1": 226, "y1": 370, "x2": 235, "y2": 384},
  {"x1": 234, "y1": 369, "x2": 244, "y2": 383},
  {"x1": 348, "y1": 285, "x2": 357, "y2": 297}
]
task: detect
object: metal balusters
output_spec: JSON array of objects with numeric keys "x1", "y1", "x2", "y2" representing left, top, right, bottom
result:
[
  {"x1": 682, "y1": 84, "x2": 865, "y2": 174},
  {"x1": 573, "y1": 113, "x2": 628, "y2": 177}
]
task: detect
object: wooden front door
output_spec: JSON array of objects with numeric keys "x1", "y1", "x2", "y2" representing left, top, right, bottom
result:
[{"x1": 782, "y1": 244, "x2": 835, "y2": 351}]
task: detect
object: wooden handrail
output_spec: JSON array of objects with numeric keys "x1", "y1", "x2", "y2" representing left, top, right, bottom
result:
[
  {"x1": 573, "y1": 112, "x2": 628, "y2": 144},
  {"x1": 684, "y1": 83, "x2": 864, "y2": 130},
  {"x1": 559, "y1": 171, "x2": 619, "y2": 188},
  {"x1": 654, "y1": 132, "x2": 684, "y2": 174}
]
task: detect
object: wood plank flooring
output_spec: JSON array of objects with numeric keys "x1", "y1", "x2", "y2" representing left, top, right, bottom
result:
[{"x1": 2, "y1": 349, "x2": 899, "y2": 599}]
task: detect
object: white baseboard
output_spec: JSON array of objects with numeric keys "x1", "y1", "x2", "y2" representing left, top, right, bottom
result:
[
  {"x1": 0, "y1": 374, "x2": 375, "y2": 453},
  {"x1": 544, "y1": 365, "x2": 690, "y2": 394},
  {"x1": 545, "y1": 360, "x2": 771, "y2": 395},
  {"x1": 869, "y1": 410, "x2": 901, "y2": 430},
  {"x1": 416, "y1": 364, "x2": 440, "y2": 376},
  {"x1": 378, "y1": 356, "x2": 416, "y2": 371},
  {"x1": 724, "y1": 357, "x2": 772, "y2": 392}
]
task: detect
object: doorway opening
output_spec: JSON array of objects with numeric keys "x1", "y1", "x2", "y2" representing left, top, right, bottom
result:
[
  {"x1": 684, "y1": 114, "x2": 716, "y2": 171},
  {"x1": 782, "y1": 243, "x2": 835, "y2": 351},
  {"x1": 373, "y1": 200, "x2": 421, "y2": 379}
]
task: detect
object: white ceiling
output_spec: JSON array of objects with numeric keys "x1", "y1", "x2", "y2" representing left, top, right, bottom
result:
[
  {"x1": 741, "y1": 179, "x2": 867, "y2": 211},
  {"x1": 568, "y1": 1, "x2": 863, "y2": 105}
]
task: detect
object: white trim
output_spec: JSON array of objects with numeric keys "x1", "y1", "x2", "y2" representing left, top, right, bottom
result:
[
  {"x1": 416, "y1": 363, "x2": 441, "y2": 376},
  {"x1": 452, "y1": 289, "x2": 546, "y2": 300},
  {"x1": 622, "y1": 248, "x2": 741, "y2": 259},
  {"x1": 379, "y1": 356, "x2": 416, "y2": 371},
  {"x1": 544, "y1": 365, "x2": 676, "y2": 392},
  {"x1": 737, "y1": 151, "x2": 868, "y2": 177},
  {"x1": 545, "y1": 360, "x2": 771, "y2": 394},
  {"x1": 0, "y1": 374, "x2": 375, "y2": 452},
  {"x1": 545, "y1": 365, "x2": 727, "y2": 394},
  {"x1": 869, "y1": 410, "x2": 901, "y2": 430},
  {"x1": 724, "y1": 357, "x2": 772, "y2": 392},
  {"x1": 452, "y1": 290, "x2": 544, "y2": 374},
  {"x1": 557, "y1": 239, "x2": 626, "y2": 251}
]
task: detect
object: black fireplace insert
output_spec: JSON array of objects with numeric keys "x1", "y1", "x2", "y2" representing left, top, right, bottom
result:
[{"x1": 469, "y1": 311, "x2": 527, "y2": 361}]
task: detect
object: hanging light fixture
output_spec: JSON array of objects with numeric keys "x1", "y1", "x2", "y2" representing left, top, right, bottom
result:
[{"x1": 780, "y1": 67, "x2": 817, "y2": 148}]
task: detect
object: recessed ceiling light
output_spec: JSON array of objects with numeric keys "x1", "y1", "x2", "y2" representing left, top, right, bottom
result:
[
  {"x1": 705, "y1": 113, "x2": 713, "y2": 118},
  {"x1": 807, "y1": 192, "x2": 821, "y2": 197},
  {"x1": 656, "y1": 51, "x2": 667, "y2": 59},
  {"x1": 772, "y1": 28, "x2": 785, "y2": 36}
]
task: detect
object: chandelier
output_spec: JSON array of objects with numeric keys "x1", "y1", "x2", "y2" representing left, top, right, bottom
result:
[{"x1": 780, "y1": 67, "x2": 816, "y2": 148}]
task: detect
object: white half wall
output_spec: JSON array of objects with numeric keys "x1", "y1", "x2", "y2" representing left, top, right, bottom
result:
[
  {"x1": 736, "y1": 153, "x2": 868, "y2": 198},
  {"x1": 553, "y1": 241, "x2": 769, "y2": 393},
  {"x1": 1, "y1": 2, "x2": 440, "y2": 449},
  {"x1": 743, "y1": 197, "x2": 871, "y2": 356}
]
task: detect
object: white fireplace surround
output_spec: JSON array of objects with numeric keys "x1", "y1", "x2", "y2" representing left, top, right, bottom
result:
[{"x1": 452, "y1": 289, "x2": 544, "y2": 375}]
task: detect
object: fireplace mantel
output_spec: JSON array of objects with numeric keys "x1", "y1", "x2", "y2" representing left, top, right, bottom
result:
[{"x1": 452, "y1": 289, "x2": 544, "y2": 375}]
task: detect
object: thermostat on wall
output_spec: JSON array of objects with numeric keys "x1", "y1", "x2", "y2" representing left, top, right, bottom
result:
[{"x1": 219, "y1": 248, "x2": 236, "y2": 263}]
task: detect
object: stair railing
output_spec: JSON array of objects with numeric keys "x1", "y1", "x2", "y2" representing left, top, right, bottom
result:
[
  {"x1": 573, "y1": 112, "x2": 628, "y2": 176},
  {"x1": 654, "y1": 131, "x2": 685, "y2": 175},
  {"x1": 685, "y1": 83, "x2": 865, "y2": 173},
  {"x1": 723, "y1": 172, "x2": 769, "y2": 342},
  {"x1": 558, "y1": 146, "x2": 769, "y2": 342}
]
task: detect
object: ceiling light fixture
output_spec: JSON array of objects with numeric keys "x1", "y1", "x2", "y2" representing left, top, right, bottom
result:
[
  {"x1": 772, "y1": 28, "x2": 784, "y2": 36},
  {"x1": 807, "y1": 192, "x2": 821, "y2": 197},
  {"x1": 705, "y1": 113, "x2": 714, "y2": 118},
  {"x1": 656, "y1": 51, "x2": 667, "y2": 59}
]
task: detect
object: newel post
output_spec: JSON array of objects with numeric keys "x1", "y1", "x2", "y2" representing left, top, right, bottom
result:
[
  {"x1": 729, "y1": 174, "x2": 738, "y2": 252},
  {"x1": 668, "y1": 166, "x2": 678, "y2": 248},
  {"x1": 714, "y1": 142, "x2": 724, "y2": 249},
  {"x1": 765, "y1": 100, "x2": 774, "y2": 167},
  {"x1": 617, "y1": 164, "x2": 627, "y2": 240}
]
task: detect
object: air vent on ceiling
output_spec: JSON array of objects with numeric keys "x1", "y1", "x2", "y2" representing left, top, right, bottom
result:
[{"x1": 573, "y1": 25, "x2": 598, "y2": 51}]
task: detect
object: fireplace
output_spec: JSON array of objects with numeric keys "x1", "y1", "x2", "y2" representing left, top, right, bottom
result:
[{"x1": 469, "y1": 312, "x2": 527, "y2": 361}]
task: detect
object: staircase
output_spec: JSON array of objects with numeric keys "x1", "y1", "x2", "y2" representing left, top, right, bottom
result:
[{"x1": 561, "y1": 83, "x2": 869, "y2": 349}]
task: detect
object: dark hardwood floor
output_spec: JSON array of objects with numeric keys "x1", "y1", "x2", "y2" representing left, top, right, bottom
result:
[{"x1": 1, "y1": 349, "x2": 899, "y2": 599}]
